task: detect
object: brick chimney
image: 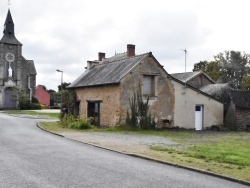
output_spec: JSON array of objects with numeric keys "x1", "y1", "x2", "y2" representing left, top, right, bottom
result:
[
  {"x1": 98, "y1": 52, "x2": 105, "y2": 61},
  {"x1": 127, "y1": 44, "x2": 135, "y2": 57}
]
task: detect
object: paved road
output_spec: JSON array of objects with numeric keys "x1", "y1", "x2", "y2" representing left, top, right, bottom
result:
[{"x1": 0, "y1": 112, "x2": 248, "y2": 188}]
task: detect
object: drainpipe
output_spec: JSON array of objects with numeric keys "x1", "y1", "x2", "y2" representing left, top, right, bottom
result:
[{"x1": 28, "y1": 74, "x2": 32, "y2": 102}]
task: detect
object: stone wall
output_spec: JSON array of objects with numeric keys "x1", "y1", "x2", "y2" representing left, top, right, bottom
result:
[
  {"x1": 235, "y1": 108, "x2": 250, "y2": 130},
  {"x1": 120, "y1": 56, "x2": 175, "y2": 128},
  {"x1": 76, "y1": 85, "x2": 121, "y2": 126},
  {"x1": 224, "y1": 101, "x2": 237, "y2": 130}
]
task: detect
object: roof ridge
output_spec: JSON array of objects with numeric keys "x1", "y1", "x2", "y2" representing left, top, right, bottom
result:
[
  {"x1": 103, "y1": 52, "x2": 150, "y2": 64},
  {"x1": 86, "y1": 52, "x2": 151, "y2": 69}
]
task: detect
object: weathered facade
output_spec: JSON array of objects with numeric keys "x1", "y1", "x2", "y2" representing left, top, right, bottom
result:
[
  {"x1": 171, "y1": 79, "x2": 224, "y2": 129},
  {"x1": 68, "y1": 44, "x2": 223, "y2": 129},
  {"x1": 0, "y1": 10, "x2": 36, "y2": 109}
]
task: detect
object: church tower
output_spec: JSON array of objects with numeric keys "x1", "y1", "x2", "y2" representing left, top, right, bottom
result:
[{"x1": 0, "y1": 10, "x2": 37, "y2": 109}]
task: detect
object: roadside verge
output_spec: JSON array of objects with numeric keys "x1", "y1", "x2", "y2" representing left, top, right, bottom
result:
[{"x1": 37, "y1": 122, "x2": 250, "y2": 186}]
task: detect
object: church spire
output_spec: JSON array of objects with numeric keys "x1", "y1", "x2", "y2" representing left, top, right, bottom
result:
[
  {"x1": 0, "y1": 9, "x2": 22, "y2": 45},
  {"x1": 4, "y1": 9, "x2": 14, "y2": 35}
]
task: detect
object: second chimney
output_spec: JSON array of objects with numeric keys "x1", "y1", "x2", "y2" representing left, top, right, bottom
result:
[
  {"x1": 127, "y1": 44, "x2": 135, "y2": 57},
  {"x1": 98, "y1": 52, "x2": 105, "y2": 61}
]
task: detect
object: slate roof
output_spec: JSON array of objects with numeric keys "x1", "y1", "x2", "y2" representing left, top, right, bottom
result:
[
  {"x1": 171, "y1": 71, "x2": 215, "y2": 83},
  {"x1": 68, "y1": 53, "x2": 149, "y2": 88},
  {"x1": 229, "y1": 90, "x2": 250, "y2": 108},
  {"x1": 199, "y1": 83, "x2": 231, "y2": 96}
]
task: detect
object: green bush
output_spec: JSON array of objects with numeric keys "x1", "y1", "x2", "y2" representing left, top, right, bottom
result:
[
  {"x1": 19, "y1": 95, "x2": 31, "y2": 109},
  {"x1": 60, "y1": 114, "x2": 92, "y2": 130},
  {"x1": 40, "y1": 104, "x2": 47, "y2": 109},
  {"x1": 30, "y1": 103, "x2": 42, "y2": 110},
  {"x1": 32, "y1": 96, "x2": 39, "y2": 104}
]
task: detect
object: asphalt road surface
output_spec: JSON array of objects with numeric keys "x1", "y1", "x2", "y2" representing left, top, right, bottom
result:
[{"x1": 0, "y1": 112, "x2": 248, "y2": 188}]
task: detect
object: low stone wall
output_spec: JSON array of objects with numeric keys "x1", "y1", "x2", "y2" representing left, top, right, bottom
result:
[{"x1": 236, "y1": 108, "x2": 250, "y2": 131}]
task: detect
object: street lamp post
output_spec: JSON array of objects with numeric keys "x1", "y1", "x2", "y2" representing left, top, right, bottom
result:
[{"x1": 56, "y1": 69, "x2": 63, "y2": 118}]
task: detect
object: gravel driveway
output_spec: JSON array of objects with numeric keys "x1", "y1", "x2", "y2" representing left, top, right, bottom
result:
[{"x1": 60, "y1": 132, "x2": 177, "y2": 154}]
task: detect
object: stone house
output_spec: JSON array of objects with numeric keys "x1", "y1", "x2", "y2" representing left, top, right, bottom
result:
[
  {"x1": 224, "y1": 90, "x2": 250, "y2": 130},
  {"x1": 0, "y1": 10, "x2": 36, "y2": 109},
  {"x1": 68, "y1": 44, "x2": 223, "y2": 129},
  {"x1": 35, "y1": 85, "x2": 50, "y2": 108}
]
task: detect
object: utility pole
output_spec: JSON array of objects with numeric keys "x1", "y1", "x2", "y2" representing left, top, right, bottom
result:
[{"x1": 181, "y1": 48, "x2": 187, "y2": 73}]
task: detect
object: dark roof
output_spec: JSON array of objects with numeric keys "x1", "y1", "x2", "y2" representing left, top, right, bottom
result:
[
  {"x1": 0, "y1": 10, "x2": 22, "y2": 45},
  {"x1": 171, "y1": 71, "x2": 215, "y2": 83},
  {"x1": 229, "y1": 90, "x2": 250, "y2": 108},
  {"x1": 199, "y1": 83, "x2": 231, "y2": 96},
  {"x1": 68, "y1": 53, "x2": 149, "y2": 88}
]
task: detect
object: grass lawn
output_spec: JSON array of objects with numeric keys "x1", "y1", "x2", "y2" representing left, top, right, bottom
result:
[
  {"x1": 150, "y1": 132, "x2": 250, "y2": 181},
  {"x1": 3, "y1": 110, "x2": 59, "y2": 119}
]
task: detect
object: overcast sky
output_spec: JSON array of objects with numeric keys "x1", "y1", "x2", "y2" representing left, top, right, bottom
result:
[{"x1": 0, "y1": 0, "x2": 250, "y2": 90}]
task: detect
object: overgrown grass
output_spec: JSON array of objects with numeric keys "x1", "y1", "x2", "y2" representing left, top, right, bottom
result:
[
  {"x1": 92, "y1": 125, "x2": 195, "y2": 139},
  {"x1": 39, "y1": 122, "x2": 69, "y2": 132},
  {"x1": 151, "y1": 134, "x2": 250, "y2": 169},
  {"x1": 186, "y1": 138, "x2": 250, "y2": 167},
  {"x1": 3, "y1": 110, "x2": 59, "y2": 119}
]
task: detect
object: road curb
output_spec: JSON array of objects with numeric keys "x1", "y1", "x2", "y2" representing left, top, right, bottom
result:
[
  {"x1": 37, "y1": 123, "x2": 64, "y2": 137},
  {"x1": 37, "y1": 124, "x2": 250, "y2": 186}
]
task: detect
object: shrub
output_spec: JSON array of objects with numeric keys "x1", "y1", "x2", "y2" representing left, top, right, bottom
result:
[
  {"x1": 126, "y1": 89, "x2": 154, "y2": 129},
  {"x1": 60, "y1": 114, "x2": 92, "y2": 130},
  {"x1": 209, "y1": 125, "x2": 227, "y2": 131},
  {"x1": 32, "y1": 96, "x2": 39, "y2": 104},
  {"x1": 31, "y1": 103, "x2": 42, "y2": 110}
]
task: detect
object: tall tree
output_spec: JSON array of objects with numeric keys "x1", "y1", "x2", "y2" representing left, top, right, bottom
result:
[
  {"x1": 193, "y1": 51, "x2": 250, "y2": 89},
  {"x1": 193, "y1": 61, "x2": 222, "y2": 81},
  {"x1": 214, "y1": 51, "x2": 250, "y2": 89},
  {"x1": 193, "y1": 61, "x2": 208, "y2": 72},
  {"x1": 58, "y1": 82, "x2": 71, "y2": 91}
]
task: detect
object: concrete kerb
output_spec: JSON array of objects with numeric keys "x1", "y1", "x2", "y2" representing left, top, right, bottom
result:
[{"x1": 36, "y1": 123, "x2": 250, "y2": 186}]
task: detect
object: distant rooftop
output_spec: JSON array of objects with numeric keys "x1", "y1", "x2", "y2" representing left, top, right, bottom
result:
[{"x1": 171, "y1": 71, "x2": 215, "y2": 84}]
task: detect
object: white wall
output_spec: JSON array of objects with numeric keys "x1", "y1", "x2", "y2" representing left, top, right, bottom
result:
[{"x1": 172, "y1": 81, "x2": 224, "y2": 129}]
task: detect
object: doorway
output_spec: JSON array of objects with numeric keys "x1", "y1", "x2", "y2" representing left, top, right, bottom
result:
[
  {"x1": 4, "y1": 87, "x2": 15, "y2": 109},
  {"x1": 195, "y1": 105, "x2": 203, "y2": 130},
  {"x1": 87, "y1": 101, "x2": 100, "y2": 126}
]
